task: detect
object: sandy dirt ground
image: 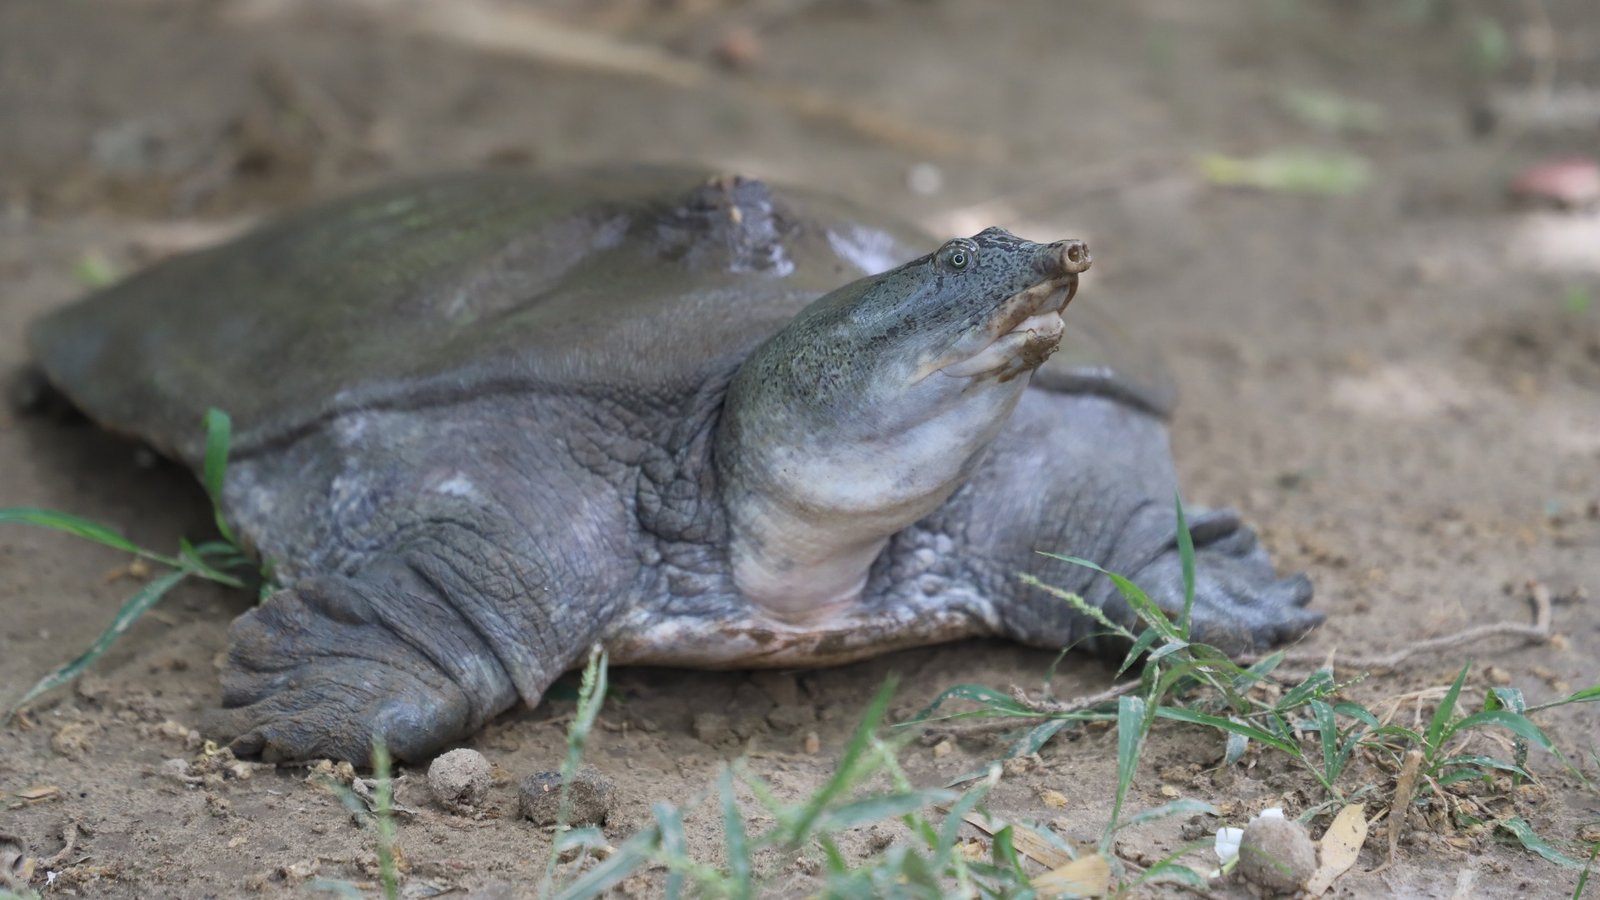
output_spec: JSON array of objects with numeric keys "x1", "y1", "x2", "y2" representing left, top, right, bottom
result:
[{"x1": 1, "y1": 1, "x2": 1598, "y2": 896}]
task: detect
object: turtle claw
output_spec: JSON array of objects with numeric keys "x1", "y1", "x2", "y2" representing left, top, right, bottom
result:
[
  {"x1": 205, "y1": 577, "x2": 504, "y2": 764},
  {"x1": 1114, "y1": 509, "x2": 1322, "y2": 654},
  {"x1": 204, "y1": 661, "x2": 468, "y2": 764}
]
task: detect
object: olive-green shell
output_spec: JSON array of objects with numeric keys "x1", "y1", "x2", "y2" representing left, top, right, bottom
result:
[{"x1": 31, "y1": 167, "x2": 1172, "y2": 464}]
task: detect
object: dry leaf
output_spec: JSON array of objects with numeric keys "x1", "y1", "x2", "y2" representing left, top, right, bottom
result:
[
  {"x1": 963, "y1": 811, "x2": 1073, "y2": 868},
  {"x1": 1306, "y1": 802, "x2": 1368, "y2": 895},
  {"x1": 16, "y1": 785, "x2": 62, "y2": 803},
  {"x1": 1033, "y1": 853, "x2": 1110, "y2": 898}
]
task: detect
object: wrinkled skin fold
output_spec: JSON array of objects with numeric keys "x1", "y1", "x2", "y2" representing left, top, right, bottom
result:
[{"x1": 27, "y1": 168, "x2": 1320, "y2": 763}]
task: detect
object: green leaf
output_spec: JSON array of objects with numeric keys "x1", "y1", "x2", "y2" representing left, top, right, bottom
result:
[
  {"x1": 5, "y1": 569, "x2": 188, "y2": 720},
  {"x1": 1497, "y1": 817, "x2": 1588, "y2": 869}
]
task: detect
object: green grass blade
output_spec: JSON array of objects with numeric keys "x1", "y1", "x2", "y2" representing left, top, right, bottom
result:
[
  {"x1": 540, "y1": 646, "x2": 609, "y2": 896},
  {"x1": 1102, "y1": 694, "x2": 1148, "y2": 850},
  {"x1": 1309, "y1": 700, "x2": 1341, "y2": 782},
  {"x1": 1154, "y1": 706, "x2": 1301, "y2": 755},
  {"x1": 1019, "y1": 571, "x2": 1136, "y2": 642},
  {"x1": 1498, "y1": 817, "x2": 1589, "y2": 869},
  {"x1": 1435, "y1": 755, "x2": 1532, "y2": 780},
  {"x1": 814, "y1": 789, "x2": 959, "y2": 833},
  {"x1": 1277, "y1": 668, "x2": 1336, "y2": 710},
  {"x1": 369, "y1": 739, "x2": 399, "y2": 900},
  {"x1": 788, "y1": 677, "x2": 897, "y2": 843},
  {"x1": 1038, "y1": 553, "x2": 1179, "y2": 642},
  {"x1": 1333, "y1": 702, "x2": 1381, "y2": 729},
  {"x1": 1126, "y1": 840, "x2": 1214, "y2": 890},
  {"x1": 5, "y1": 569, "x2": 188, "y2": 720},
  {"x1": 201, "y1": 408, "x2": 238, "y2": 546},
  {"x1": 1117, "y1": 798, "x2": 1218, "y2": 831},
  {"x1": 1425, "y1": 664, "x2": 1471, "y2": 755},
  {"x1": 553, "y1": 825, "x2": 659, "y2": 900},
  {"x1": 1117, "y1": 627, "x2": 1162, "y2": 677},
  {"x1": 1445, "y1": 709, "x2": 1558, "y2": 754},
  {"x1": 1173, "y1": 494, "x2": 1195, "y2": 638},
  {"x1": 717, "y1": 768, "x2": 754, "y2": 899},
  {"x1": 655, "y1": 802, "x2": 689, "y2": 900},
  {"x1": 1572, "y1": 842, "x2": 1597, "y2": 900},
  {"x1": 0, "y1": 507, "x2": 180, "y2": 568},
  {"x1": 1529, "y1": 684, "x2": 1600, "y2": 712},
  {"x1": 910, "y1": 683, "x2": 1033, "y2": 721}
]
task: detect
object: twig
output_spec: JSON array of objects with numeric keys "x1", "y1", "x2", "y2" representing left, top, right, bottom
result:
[
  {"x1": 37, "y1": 820, "x2": 79, "y2": 869},
  {"x1": 1008, "y1": 680, "x2": 1142, "y2": 715},
  {"x1": 1245, "y1": 584, "x2": 1552, "y2": 675}
]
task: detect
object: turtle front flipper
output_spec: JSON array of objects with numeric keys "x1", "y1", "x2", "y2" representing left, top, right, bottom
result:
[
  {"x1": 204, "y1": 563, "x2": 520, "y2": 763},
  {"x1": 201, "y1": 401, "x2": 641, "y2": 764},
  {"x1": 944, "y1": 390, "x2": 1320, "y2": 656}
]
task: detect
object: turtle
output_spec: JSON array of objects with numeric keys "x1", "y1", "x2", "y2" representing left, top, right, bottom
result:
[{"x1": 25, "y1": 166, "x2": 1321, "y2": 763}]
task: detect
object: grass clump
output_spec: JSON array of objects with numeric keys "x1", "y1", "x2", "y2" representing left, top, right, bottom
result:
[{"x1": 1, "y1": 408, "x2": 258, "y2": 721}]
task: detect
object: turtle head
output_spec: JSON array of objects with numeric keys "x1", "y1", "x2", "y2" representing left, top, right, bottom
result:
[{"x1": 716, "y1": 227, "x2": 1091, "y2": 622}]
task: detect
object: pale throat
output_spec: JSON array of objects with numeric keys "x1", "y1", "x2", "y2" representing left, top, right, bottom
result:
[{"x1": 724, "y1": 386, "x2": 1025, "y2": 624}]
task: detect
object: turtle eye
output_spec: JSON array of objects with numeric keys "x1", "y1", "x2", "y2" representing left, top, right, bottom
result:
[{"x1": 938, "y1": 240, "x2": 977, "y2": 272}]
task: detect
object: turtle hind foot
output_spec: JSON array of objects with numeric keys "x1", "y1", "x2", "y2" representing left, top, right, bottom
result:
[
  {"x1": 203, "y1": 573, "x2": 510, "y2": 764},
  {"x1": 1121, "y1": 507, "x2": 1321, "y2": 654}
]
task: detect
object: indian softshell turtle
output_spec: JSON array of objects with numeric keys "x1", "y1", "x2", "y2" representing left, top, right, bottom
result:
[{"x1": 27, "y1": 167, "x2": 1321, "y2": 762}]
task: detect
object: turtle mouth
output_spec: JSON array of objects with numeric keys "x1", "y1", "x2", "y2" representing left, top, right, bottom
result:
[{"x1": 938, "y1": 274, "x2": 1078, "y2": 379}]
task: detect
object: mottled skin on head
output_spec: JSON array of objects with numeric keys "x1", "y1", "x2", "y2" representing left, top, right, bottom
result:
[
  {"x1": 26, "y1": 168, "x2": 1320, "y2": 763},
  {"x1": 719, "y1": 230, "x2": 1087, "y2": 621}
]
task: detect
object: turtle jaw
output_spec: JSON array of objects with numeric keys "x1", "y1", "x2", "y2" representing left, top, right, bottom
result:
[{"x1": 934, "y1": 274, "x2": 1078, "y2": 381}]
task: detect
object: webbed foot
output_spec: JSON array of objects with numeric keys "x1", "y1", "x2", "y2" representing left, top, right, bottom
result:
[
  {"x1": 202, "y1": 570, "x2": 519, "y2": 763},
  {"x1": 1104, "y1": 508, "x2": 1321, "y2": 653}
]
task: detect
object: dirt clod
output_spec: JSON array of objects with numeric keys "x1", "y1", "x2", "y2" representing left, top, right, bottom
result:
[
  {"x1": 1238, "y1": 816, "x2": 1317, "y2": 895},
  {"x1": 427, "y1": 748, "x2": 493, "y2": 812},
  {"x1": 691, "y1": 712, "x2": 739, "y2": 748},
  {"x1": 518, "y1": 768, "x2": 616, "y2": 827}
]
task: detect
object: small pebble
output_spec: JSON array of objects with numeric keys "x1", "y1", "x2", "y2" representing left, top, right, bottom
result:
[
  {"x1": 1237, "y1": 816, "x2": 1317, "y2": 894},
  {"x1": 427, "y1": 748, "x2": 492, "y2": 811},
  {"x1": 518, "y1": 768, "x2": 616, "y2": 827}
]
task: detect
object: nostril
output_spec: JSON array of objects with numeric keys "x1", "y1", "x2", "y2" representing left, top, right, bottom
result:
[{"x1": 1059, "y1": 240, "x2": 1091, "y2": 274}]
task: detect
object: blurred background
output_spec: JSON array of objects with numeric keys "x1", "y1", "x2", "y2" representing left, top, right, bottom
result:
[{"x1": 1, "y1": 1, "x2": 1597, "y2": 895}]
